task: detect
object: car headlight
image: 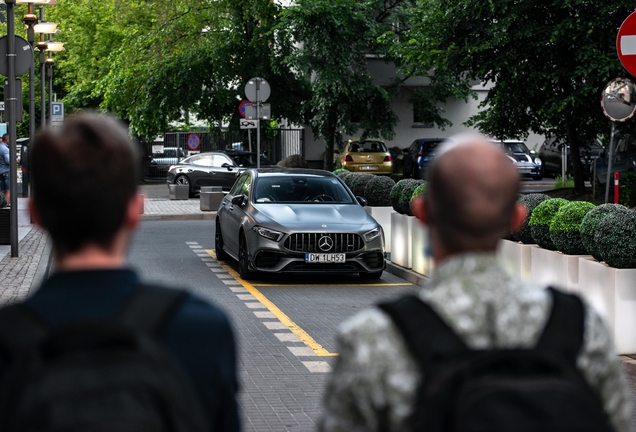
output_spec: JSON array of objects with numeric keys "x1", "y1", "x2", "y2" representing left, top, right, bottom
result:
[
  {"x1": 253, "y1": 226, "x2": 284, "y2": 242},
  {"x1": 364, "y1": 227, "x2": 381, "y2": 242},
  {"x1": 534, "y1": 158, "x2": 542, "y2": 165}
]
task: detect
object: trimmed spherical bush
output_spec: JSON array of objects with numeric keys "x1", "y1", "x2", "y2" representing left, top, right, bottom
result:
[
  {"x1": 343, "y1": 172, "x2": 359, "y2": 189},
  {"x1": 595, "y1": 211, "x2": 636, "y2": 268},
  {"x1": 337, "y1": 171, "x2": 353, "y2": 185},
  {"x1": 513, "y1": 193, "x2": 550, "y2": 243},
  {"x1": 528, "y1": 198, "x2": 569, "y2": 250},
  {"x1": 333, "y1": 168, "x2": 349, "y2": 176},
  {"x1": 391, "y1": 179, "x2": 413, "y2": 212},
  {"x1": 409, "y1": 182, "x2": 428, "y2": 212},
  {"x1": 549, "y1": 201, "x2": 596, "y2": 255},
  {"x1": 580, "y1": 204, "x2": 630, "y2": 261},
  {"x1": 399, "y1": 179, "x2": 424, "y2": 216},
  {"x1": 364, "y1": 176, "x2": 396, "y2": 206},
  {"x1": 350, "y1": 173, "x2": 373, "y2": 198}
]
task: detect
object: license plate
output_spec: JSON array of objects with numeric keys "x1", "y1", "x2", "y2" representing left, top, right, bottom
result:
[
  {"x1": 360, "y1": 166, "x2": 378, "y2": 171},
  {"x1": 305, "y1": 253, "x2": 346, "y2": 263},
  {"x1": 518, "y1": 168, "x2": 531, "y2": 173}
]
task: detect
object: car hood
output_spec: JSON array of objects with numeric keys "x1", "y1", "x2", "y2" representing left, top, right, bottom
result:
[{"x1": 255, "y1": 203, "x2": 378, "y2": 231}]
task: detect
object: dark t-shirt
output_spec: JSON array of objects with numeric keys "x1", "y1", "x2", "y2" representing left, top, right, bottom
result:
[{"x1": 12, "y1": 268, "x2": 240, "y2": 432}]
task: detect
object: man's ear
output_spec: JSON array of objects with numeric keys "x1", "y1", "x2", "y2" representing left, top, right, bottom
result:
[
  {"x1": 28, "y1": 198, "x2": 44, "y2": 228},
  {"x1": 511, "y1": 202, "x2": 528, "y2": 233},
  {"x1": 125, "y1": 193, "x2": 144, "y2": 230},
  {"x1": 412, "y1": 195, "x2": 430, "y2": 225}
]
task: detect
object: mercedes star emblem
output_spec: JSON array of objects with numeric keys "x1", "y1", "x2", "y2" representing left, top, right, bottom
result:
[{"x1": 318, "y1": 236, "x2": 334, "y2": 252}]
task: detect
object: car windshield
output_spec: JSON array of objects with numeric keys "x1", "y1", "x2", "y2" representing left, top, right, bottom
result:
[
  {"x1": 253, "y1": 175, "x2": 355, "y2": 204},
  {"x1": 502, "y1": 142, "x2": 527, "y2": 154},
  {"x1": 228, "y1": 153, "x2": 272, "y2": 167},
  {"x1": 422, "y1": 141, "x2": 441, "y2": 151},
  {"x1": 349, "y1": 141, "x2": 387, "y2": 153}
]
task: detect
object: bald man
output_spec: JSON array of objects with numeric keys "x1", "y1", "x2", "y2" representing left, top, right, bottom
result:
[{"x1": 319, "y1": 134, "x2": 631, "y2": 432}]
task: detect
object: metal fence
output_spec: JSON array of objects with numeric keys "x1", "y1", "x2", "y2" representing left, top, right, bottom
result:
[{"x1": 141, "y1": 129, "x2": 304, "y2": 181}]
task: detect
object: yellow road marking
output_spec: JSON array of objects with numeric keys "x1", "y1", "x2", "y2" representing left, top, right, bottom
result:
[
  {"x1": 206, "y1": 250, "x2": 337, "y2": 357},
  {"x1": 252, "y1": 283, "x2": 411, "y2": 287}
]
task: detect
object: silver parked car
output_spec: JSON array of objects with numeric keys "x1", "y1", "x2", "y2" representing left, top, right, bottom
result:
[{"x1": 215, "y1": 168, "x2": 386, "y2": 280}]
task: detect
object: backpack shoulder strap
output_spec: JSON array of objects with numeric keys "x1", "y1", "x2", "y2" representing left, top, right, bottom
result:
[
  {"x1": 535, "y1": 287, "x2": 585, "y2": 365},
  {"x1": 0, "y1": 303, "x2": 48, "y2": 356},
  {"x1": 117, "y1": 285, "x2": 188, "y2": 335},
  {"x1": 378, "y1": 294, "x2": 467, "y2": 368}
]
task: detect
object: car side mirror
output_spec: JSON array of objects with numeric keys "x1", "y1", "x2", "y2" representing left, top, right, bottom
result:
[
  {"x1": 356, "y1": 196, "x2": 368, "y2": 206},
  {"x1": 231, "y1": 194, "x2": 245, "y2": 206},
  {"x1": 222, "y1": 163, "x2": 235, "y2": 171}
]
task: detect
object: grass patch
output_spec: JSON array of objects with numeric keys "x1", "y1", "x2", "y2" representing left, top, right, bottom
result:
[{"x1": 554, "y1": 174, "x2": 574, "y2": 189}]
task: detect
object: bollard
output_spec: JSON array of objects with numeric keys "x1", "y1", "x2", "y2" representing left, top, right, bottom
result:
[
  {"x1": 200, "y1": 186, "x2": 224, "y2": 211},
  {"x1": 614, "y1": 172, "x2": 619, "y2": 204}
]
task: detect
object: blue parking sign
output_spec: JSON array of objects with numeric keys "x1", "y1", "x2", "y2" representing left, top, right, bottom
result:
[{"x1": 51, "y1": 102, "x2": 64, "y2": 121}]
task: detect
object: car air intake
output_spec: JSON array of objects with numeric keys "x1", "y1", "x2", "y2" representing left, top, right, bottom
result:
[{"x1": 284, "y1": 233, "x2": 364, "y2": 253}]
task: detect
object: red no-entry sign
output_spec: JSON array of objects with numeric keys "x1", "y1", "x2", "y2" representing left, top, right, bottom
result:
[{"x1": 617, "y1": 11, "x2": 636, "y2": 76}]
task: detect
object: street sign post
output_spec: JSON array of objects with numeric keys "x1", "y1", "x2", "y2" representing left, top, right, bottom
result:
[
  {"x1": 51, "y1": 101, "x2": 64, "y2": 123},
  {"x1": 244, "y1": 77, "x2": 271, "y2": 167},
  {"x1": 618, "y1": 12, "x2": 636, "y2": 77}
]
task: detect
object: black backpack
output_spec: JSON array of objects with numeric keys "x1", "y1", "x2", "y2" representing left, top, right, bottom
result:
[
  {"x1": 378, "y1": 287, "x2": 615, "y2": 432},
  {"x1": 0, "y1": 286, "x2": 209, "y2": 432}
]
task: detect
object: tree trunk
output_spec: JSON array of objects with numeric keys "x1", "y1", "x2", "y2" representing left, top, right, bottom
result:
[
  {"x1": 566, "y1": 121, "x2": 586, "y2": 195},
  {"x1": 324, "y1": 122, "x2": 336, "y2": 171}
]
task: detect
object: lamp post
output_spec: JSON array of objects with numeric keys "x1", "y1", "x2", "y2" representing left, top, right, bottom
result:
[
  {"x1": 5, "y1": 0, "x2": 18, "y2": 256},
  {"x1": 44, "y1": 40, "x2": 62, "y2": 126},
  {"x1": 33, "y1": 7, "x2": 58, "y2": 130}
]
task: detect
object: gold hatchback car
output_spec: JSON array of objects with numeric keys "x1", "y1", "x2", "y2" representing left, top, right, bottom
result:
[{"x1": 339, "y1": 139, "x2": 393, "y2": 175}]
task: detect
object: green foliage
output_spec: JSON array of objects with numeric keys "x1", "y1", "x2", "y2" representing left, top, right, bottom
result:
[
  {"x1": 390, "y1": 179, "x2": 408, "y2": 212},
  {"x1": 337, "y1": 171, "x2": 353, "y2": 185},
  {"x1": 553, "y1": 175, "x2": 574, "y2": 190},
  {"x1": 513, "y1": 193, "x2": 550, "y2": 243},
  {"x1": 580, "y1": 204, "x2": 630, "y2": 261},
  {"x1": 549, "y1": 201, "x2": 595, "y2": 255},
  {"x1": 395, "y1": 0, "x2": 634, "y2": 194},
  {"x1": 528, "y1": 198, "x2": 569, "y2": 250},
  {"x1": 342, "y1": 172, "x2": 359, "y2": 189},
  {"x1": 398, "y1": 179, "x2": 423, "y2": 216},
  {"x1": 350, "y1": 174, "x2": 373, "y2": 198},
  {"x1": 409, "y1": 182, "x2": 428, "y2": 210},
  {"x1": 364, "y1": 176, "x2": 396, "y2": 207},
  {"x1": 332, "y1": 169, "x2": 349, "y2": 176},
  {"x1": 595, "y1": 210, "x2": 636, "y2": 268},
  {"x1": 619, "y1": 172, "x2": 636, "y2": 207}
]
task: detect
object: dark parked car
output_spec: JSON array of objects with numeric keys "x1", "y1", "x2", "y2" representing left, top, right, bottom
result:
[
  {"x1": 166, "y1": 150, "x2": 273, "y2": 195},
  {"x1": 538, "y1": 137, "x2": 604, "y2": 178},
  {"x1": 594, "y1": 134, "x2": 636, "y2": 186},
  {"x1": 493, "y1": 140, "x2": 543, "y2": 180},
  {"x1": 215, "y1": 168, "x2": 386, "y2": 280},
  {"x1": 402, "y1": 138, "x2": 445, "y2": 179}
]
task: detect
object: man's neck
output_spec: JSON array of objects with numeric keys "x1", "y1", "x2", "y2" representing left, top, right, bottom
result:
[{"x1": 55, "y1": 244, "x2": 126, "y2": 271}]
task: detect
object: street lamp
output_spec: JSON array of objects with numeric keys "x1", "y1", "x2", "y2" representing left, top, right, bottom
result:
[
  {"x1": 45, "y1": 40, "x2": 63, "y2": 125},
  {"x1": 18, "y1": 0, "x2": 55, "y2": 198},
  {"x1": 34, "y1": 9, "x2": 58, "y2": 129}
]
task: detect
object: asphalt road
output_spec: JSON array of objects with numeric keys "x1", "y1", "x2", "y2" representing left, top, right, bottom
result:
[{"x1": 127, "y1": 219, "x2": 418, "y2": 431}]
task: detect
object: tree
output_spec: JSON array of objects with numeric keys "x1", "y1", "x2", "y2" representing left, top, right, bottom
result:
[{"x1": 399, "y1": 0, "x2": 634, "y2": 194}]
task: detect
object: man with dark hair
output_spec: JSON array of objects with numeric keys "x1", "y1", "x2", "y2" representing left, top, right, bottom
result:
[
  {"x1": 0, "y1": 133, "x2": 10, "y2": 202},
  {"x1": 4, "y1": 113, "x2": 240, "y2": 431},
  {"x1": 319, "y1": 133, "x2": 631, "y2": 432}
]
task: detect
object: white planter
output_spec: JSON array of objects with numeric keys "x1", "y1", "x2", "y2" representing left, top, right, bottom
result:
[
  {"x1": 530, "y1": 247, "x2": 590, "y2": 293},
  {"x1": 411, "y1": 221, "x2": 434, "y2": 276},
  {"x1": 578, "y1": 258, "x2": 636, "y2": 354},
  {"x1": 497, "y1": 240, "x2": 536, "y2": 282},
  {"x1": 365, "y1": 206, "x2": 395, "y2": 253},
  {"x1": 390, "y1": 213, "x2": 413, "y2": 268}
]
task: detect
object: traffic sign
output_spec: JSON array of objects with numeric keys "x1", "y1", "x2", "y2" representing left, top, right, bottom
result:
[
  {"x1": 617, "y1": 12, "x2": 636, "y2": 76},
  {"x1": 238, "y1": 100, "x2": 252, "y2": 118},
  {"x1": 245, "y1": 103, "x2": 270, "y2": 120},
  {"x1": 245, "y1": 77, "x2": 270, "y2": 103},
  {"x1": 187, "y1": 133, "x2": 200, "y2": 150},
  {"x1": 51, "y1": 102, "x2": 64, "y2": 122},
  {"x1": 0, "y1": 36, "x2": 33, "y2": 76},
  {"x1": 240, "y1": 119, "x2": 258, "y2": 129}
]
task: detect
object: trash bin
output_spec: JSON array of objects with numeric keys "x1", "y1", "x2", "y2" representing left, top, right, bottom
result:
[
  {"x1": 200, "y1": 186, "x2": 224, "y2": 211},
  {"x1": 169, "y1": 184, "x2": 189, "y2": 200}
]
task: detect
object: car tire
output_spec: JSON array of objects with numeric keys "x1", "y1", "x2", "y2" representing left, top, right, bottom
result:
[
  {"x1": 359, "y1": 271, "x2": 383, "y2": 280},
  {"x1": 174, "y1": 175, "x2": 192, "y2": 197},
  {"x1": 238, "y1": 233, "x2": 256, "y2": 280},
  {"x1": 532, "y1": 174, "x2": 543, "y2": 181},
  {"x1": 215, "y1": 219, "x2": 229, "y2": 261}
]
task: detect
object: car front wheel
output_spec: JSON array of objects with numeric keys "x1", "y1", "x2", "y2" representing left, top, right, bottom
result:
[
  {"x1": 174, "y1": 175, "x2": 192, "y2": 196},
  {"x1": 215, "y1": 219, "x2": 229, "y2": 261},
  {"x1": 238, "y1": 234, "x2": 256, "y2": 280}
]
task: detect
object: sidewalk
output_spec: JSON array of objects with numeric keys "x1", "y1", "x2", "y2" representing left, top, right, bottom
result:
[{"x1": 1, "y1": 185, "x2": 635, "y2": 372}]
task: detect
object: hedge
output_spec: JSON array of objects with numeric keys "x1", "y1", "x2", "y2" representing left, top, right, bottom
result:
[
  {"x1": 549, "y1": 201, "x2": 596, "y2": 255},
  {"x1": 350, "y1": 173, "x2": 373, "y2": 198},
  {"x1": 409, "y1": 182, "x2": 428, "y2": 213},
  {"x1": 594, "y1": 210, "x2": 636, "y2": 268},
  {"x1": 364, "y1": 176, "x2": 395, "y2": 206},
  {"x1": 513, "y1": 193, "x2": 550, "y2": 243},
  {"x1": 528, "y1": 198, "x2": 569, "y2": 250},
  {"x1": 390, "y1": 179, "x2": 413, "y2": 213},
  {"x1": 398, "y1": 179, "x2": 424, "y2": 216}
]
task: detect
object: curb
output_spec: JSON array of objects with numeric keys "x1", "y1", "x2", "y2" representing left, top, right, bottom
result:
[
  {"x1": 385, "y1": 260, "x2": 427, "y2": 287},
  {"x1": 142, "y1": 213, "x2": 216, "y2": 221}
]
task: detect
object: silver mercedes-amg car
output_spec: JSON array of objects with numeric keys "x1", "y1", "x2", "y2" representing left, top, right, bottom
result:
[{"x1": 215, "y1": 168, "x2": 386, "y2": 280}]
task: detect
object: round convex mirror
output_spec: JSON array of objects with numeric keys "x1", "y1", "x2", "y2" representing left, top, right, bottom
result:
[{"x1": 601, "y1": 78, "x2": 636, "y2": 122}]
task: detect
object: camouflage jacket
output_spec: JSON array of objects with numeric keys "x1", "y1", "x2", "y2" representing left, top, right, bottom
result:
[{"x1": 319, "y1": 252, "x2": 631, "y2": 432}]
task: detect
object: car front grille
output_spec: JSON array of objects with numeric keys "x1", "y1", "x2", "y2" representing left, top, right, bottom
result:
[{"x1": 284, "y1": 233, "x2": 364, "y2": 253}]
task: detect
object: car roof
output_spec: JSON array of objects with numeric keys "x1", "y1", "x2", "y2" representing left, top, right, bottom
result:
[
  {"x1": 347, "y1": 138, "x2": 384, "y2": 143},
  {"x1": 415, "y1": 138, "x2": 445, "y2": 142},
  {"x1": 245, "y1": 167, "x2": 337, "y2": 178}
]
